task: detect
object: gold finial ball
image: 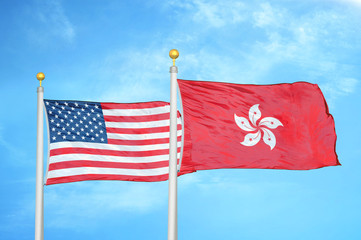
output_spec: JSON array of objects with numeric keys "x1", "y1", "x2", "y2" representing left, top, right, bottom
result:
[
  {"x1": 36, "y1": 72, "x2": 45, "y2": 81},
  {"x1": 169, "y1": 49, "x2": 179, "y2": 60}
]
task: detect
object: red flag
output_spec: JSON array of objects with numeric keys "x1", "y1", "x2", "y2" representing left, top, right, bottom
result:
[{"x1": 178, "y1": 79, "x2": 340, "y2": 172}]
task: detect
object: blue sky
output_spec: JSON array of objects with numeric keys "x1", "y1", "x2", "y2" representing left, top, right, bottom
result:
[{"x1": 1, "y1": 0, "x2": 361, "y2": 239}]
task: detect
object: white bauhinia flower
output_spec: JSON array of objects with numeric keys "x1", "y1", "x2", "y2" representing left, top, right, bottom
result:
[{"x1": 234, "y1": 104, "x2": 283, "y2": 150}]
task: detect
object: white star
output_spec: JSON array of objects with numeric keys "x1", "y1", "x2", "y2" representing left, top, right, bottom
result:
[
  {"x1": 92, "y1": 117, "x2": 96, "y2": 121},
  {"x1": 55, "y1": 115, "x2": 58, "y2": 118},
  {"x1": 62, "y1": 127, "x2": 65, "y2": 131},
  {"x1": 71, "y1": 127, "x2": 75, "y2": 131},
  {"x1": 75, "y1": 123, "x2": 79, "y2": 127},
  {"x1": 74, "y1": 115, "x2": 78, "y2": 119},
  {"x1": 64, "y1": 115, "x2": 68, "y2": 119},
  {"x1": 81, "y1": 128, "x2": 84, "y2": 131},
  {"x1": 83, "y1": 116, "x2": 87, "y2": 120},
  {"x1": 91, "y1": 137, "x2": 95, "y2": 141},
  {"x1": 76, "y1": 132, "x2": 80, "y2": 135},
  {"x1": 52, "y1": 106, "x2": 55, "y2": 110},
  {"x1": 80, "y1": 120, "x2": 83, "y2": 124},
  {"x1": 52, "y1": 128, "x2": 55, "y2": 131},
  {"x1": 70, "y1": 119, "x2": 73, "y2": 123},
  {"x1": 45, "y1": 101, "x2": 49, "y2": 105},
  {"x1": 55, "y1": 102, "x2": 59, "y2": 106},
  {"x1": 67, "y1": 131, "x2": 71, "y2": 135},
  {"x1": 89, "y1": 121, "x2": 92, "y2": 125},
  {"x1": 72, "y1": 135, "x2": 76, "y2": 139},
  {"x1": 56, "y1": 123, "x2": 60, "y2": 127},
  {"x1": 90, "y1": 129, "x2": 94, "y2": 133},
  {"x1": 62, "y1": 135, "x2": 66, "y2": 139},
  {"x1": 66, "y1": 123, "x2": 70, "y2": 127},
  {"x1": 85, "y1": 104, "x2": 89, "y2": 107},
  {"x1": 85, "y1": 125, "x2": 88, "y2": 128},
  {"x1": 58, "y1": 110, "x2": 62, "y2": 114},
  {"x1": 77, "y1": 111, "x2": 81, "y2": 115},
  {"x1": 49, "y1": 111, "x2": 53, "y2": 114},
  {"x1": 81, "y1": 136, "x2": 85, "y2": 140},
  {"x1": 64, "y1": 102, "x2": 68, "y2": 106},
  {"x1": 91, "y1": 109, "x2": 95, "y2": 113},
  {"x1": 94, "y1": 126, "x2": 98, "y2": 129},
  {"x1": 86, "y1": 132, "x2": 90, "y2": 136},
  {"x1": 101, "y1": 138, "x2": 104, "y2": 142},
  {"x1": 75, "y1": 103, "x2": 79, "y2": 107},
  {"x1": 71, "y1": 107, "x2": 75, "y2": 111},
  {"x1": 52, "y1": 136, "x2": 56, "y2": 140},
  {"x1": 100, "y1": 130, "x2": 103, "y2": 133},
  {"x1": 61, "y1": 106, "x2": 65, "y2": 110},
  {"x1": 87, "y1": 113, "x2": 91, "y2": 116},
  {"x1": 95, "y1": 133, "x2": 99, "y2": 137},
  {"x1": 50, "y1": 119, "x2": 54, "y2": 123},
  {"x1": 95, "y1": 105, "x2": 99, "y2": 109},
  {"x1": 81, "y1": 108, "x2": 85, "y2": 112},
  {"x1": 60, "y1": 119, "x2": 64, "y2": 123}
]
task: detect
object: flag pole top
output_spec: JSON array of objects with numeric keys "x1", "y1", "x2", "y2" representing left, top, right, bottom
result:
[
  {"x1": 36, "y1": 72, "x2": 45, "y2": 87},
  {"x1": 169, "y1": 49, "x2": 179, "y2": 66}
]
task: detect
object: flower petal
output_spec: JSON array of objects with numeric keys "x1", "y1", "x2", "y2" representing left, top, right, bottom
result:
[
  {"x1": 241, "y1": 130, "x2": 261, "y2": 147},
  {"x1": 234, "y1": 114, "x2": 257, "y2": 132},
  {"x1": 249, "y1": 104, "x2": 261, "y2": 127},
  {"x1": 261, "y1": 127, "x2": 276, "y2": 150},
  {"x1": 259, "y1": 117, "x2": 283, "y2": 129}
]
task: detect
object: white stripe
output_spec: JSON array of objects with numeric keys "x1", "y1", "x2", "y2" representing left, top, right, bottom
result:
[
  {"x1": 105, "y1": 118, "x2": 182, "y2": 129},
  {"x1": 47, "y1": 166, "x2": 170, "y2": 179},
  {"x1": 107, "y1": 130, "x2": 182, "y2": 140},
  {"x1": 50, "y1": 141, "x2": 182, "y2": 152},
  {"x1": 105, "y1": 119, "x2": 169, "y2": 128},
  {"x1": 49, "y1": 153, "x2": 181, "y2": 164},
  {"x1": 102, "y1": 105, "x2": 170, "y2": 116}
]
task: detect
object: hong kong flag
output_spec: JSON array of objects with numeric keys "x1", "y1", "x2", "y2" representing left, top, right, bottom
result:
[{"x1": 177, "y1": 79, "x2": 340, "y2": 172}]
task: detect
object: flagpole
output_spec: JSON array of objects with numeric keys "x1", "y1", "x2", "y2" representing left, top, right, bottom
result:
[
  {"x1": 168, "y1": 49, "x2": 179, "y2": 240},
  {"x1": 35, "y1": 72, "x2": 45, "y2": 240}
]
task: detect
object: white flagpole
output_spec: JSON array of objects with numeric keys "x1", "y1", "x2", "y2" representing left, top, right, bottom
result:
[
  {"x1": 168, "y1": 49, "x2": 179, "y2": 240},
  {"x1": 35, "y1": 72, "x2": 45, "y2": 240}
]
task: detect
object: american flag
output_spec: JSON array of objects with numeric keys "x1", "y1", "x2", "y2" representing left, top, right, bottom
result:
[{"x1": 44, "y1": 99, "x2": 184, "y2": 185}]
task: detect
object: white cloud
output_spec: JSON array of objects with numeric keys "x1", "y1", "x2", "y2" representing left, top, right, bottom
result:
[
  {"x1": 40, "y1": 0, "x2": 75, "y2": 42},
  {"x1": 27, "y1": 0, "x2": 75, "y2": 44},
  {"x1": 167, "y1": 0, "x2": 246, "y2": 28},
  {"x1": 90, "y1": 48, "x2": 172, "y2": 103},
  {"x1": 337, "y1": 0, "x2": 361, "y2": 8},
  {"x1": 338, "y1": 78, "x2": 358, "y2": 93},
  {"x1": 192, "y1": 0, "x2": 246, "y2": 27},
  {"x1": 253, "y1": 2, "x2": 286, "y2": 28},
  {"x1": 320, "y1": 77, "x2": 359, "y2": 108}
]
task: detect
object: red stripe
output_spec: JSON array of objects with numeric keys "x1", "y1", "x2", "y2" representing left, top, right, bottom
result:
[
  {"x1": 104, "y1": 112, "x2": 181, "y2": 121},
  {"x1": 50, "y1": 147, "x2": 181, "y2": 157},
  {"x1": 107, "y1": 136, "x2": 182, "y2": 145},
  {"x1": 104, "y1": 113, "x2": 170, "y2": 122},
  {"x1": 101, "y1": 102, "x2": 169, "y2": 110},
  {"x1": 46, "y1": 174, "x2": 170, "y2": 185},
  {"x1": 48, "y1": 160, "x2": 169, "y2": 171},
  {"x1": 106, "y1": 125, "x2": 182, "y2": 134}
]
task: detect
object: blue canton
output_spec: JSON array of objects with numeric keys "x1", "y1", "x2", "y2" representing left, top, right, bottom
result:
[{"x1": 44, "y1": 99, "x2": 108, "y2": 144}]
